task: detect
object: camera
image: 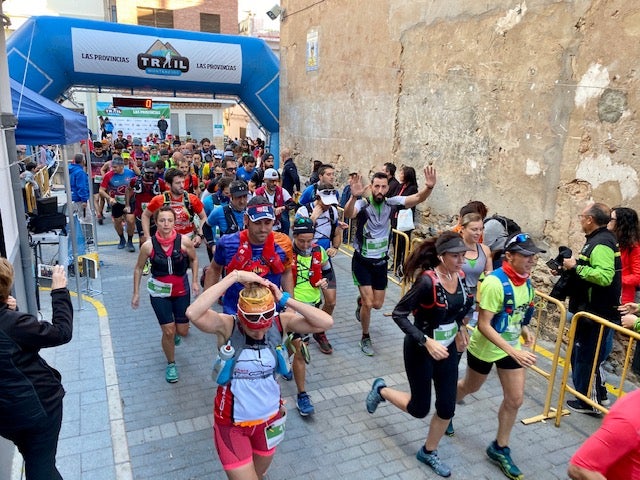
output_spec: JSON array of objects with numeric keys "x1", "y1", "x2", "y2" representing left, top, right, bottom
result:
[{"x1": 546, "y1": 246, "x2": 572, "y2": 271}]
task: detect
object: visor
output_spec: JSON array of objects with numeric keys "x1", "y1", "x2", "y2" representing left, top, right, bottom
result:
[{"x1": 435, "y1": 236, "x2": 474, "y2": 255}]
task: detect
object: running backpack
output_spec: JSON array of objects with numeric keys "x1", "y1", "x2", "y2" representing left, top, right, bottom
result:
[
  {"x1": 162, "y1": 191, "x2": 195, "y2": 221},
  {"x1": 490, "y1": 268, "x2": 535, "y2": 333}
]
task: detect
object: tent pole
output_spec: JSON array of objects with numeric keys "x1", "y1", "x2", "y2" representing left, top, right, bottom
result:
[{"x1": 62, "y1": 146, "x2": 82, "y2": 310}]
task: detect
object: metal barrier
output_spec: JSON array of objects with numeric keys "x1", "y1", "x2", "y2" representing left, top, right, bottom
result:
[
  {"x1": 555, "y1": 311, "x2": 640, "y2": 426},
  {"x1": 520, "y1": 291, "x2": 570, "y2": 424}
]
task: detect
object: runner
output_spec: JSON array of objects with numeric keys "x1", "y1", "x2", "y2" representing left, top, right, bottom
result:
[
  {"x1": 204, "y1": 180, "x2": 249, "y2": 262},
  {"x1": 343, "y1": 165, "x2": 437, "y2": 355},
  {"x1": 131, "y1": 206, "x2": 199, "y2": 383},
  {"x1": 141, "y1": 168, "x2": 207, "y2": 247},
  {"x1": 186, "y1": 272, "x2": 333, "y2": 480},
  {"x1": 296, "y1": 182, "x2": 347, "y2": 354},
  {"x1": 99, "y1": 155, "x2": 137, "y2": 252}
]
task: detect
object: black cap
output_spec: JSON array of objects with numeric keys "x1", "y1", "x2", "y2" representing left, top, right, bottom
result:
[
  {"x1": 435, "y1": 235, "x2": 474, "y2": 255},
  {"x1": 230, "y1": 180, "x2": 249, "y2": 197},
  {"x1": 143, "y1": 161, "x2": 156, "y2": 173},
  {"x1": 504, "y1": 233, "x2": 546, "y2": 256},
  {"x1": 293, "y1": 217, "x2": 315, "y2": 235}
]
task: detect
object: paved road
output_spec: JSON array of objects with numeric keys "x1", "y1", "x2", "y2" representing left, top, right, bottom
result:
[{"x1": 9, "y1": 220, "x2": 606, "y2": 479}]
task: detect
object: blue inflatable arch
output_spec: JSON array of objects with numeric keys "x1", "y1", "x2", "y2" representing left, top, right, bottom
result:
[{"x1": 7, "y1": 16, "x2": 279, "y2": 156}]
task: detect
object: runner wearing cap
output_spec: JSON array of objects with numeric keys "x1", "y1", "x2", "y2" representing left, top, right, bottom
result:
[
  {"x1": 204, "y1": 180, "x2": 250, "y2": 261},
  {"x1": 126, "y1": 161, "x2": 169, "y2": 271},
  {"x1": 344, "y1": 165, "x2": 437, "y2": 356},
  {"x1": 455, "y1": 232, "x2": 543, "y2": 480},
  {"x1": 90, "y1": 140, "x2": 111, "y2": 224},
  {"x1": 365, "y1": 231, "x2": 474, "y2": 478},
  {"x1": 203, "y1": 195, "x2": 293, "y2": 315},
  {"x1": 251, "y1": 152, "x2": 275, "y2": 188},
  {"x1": 255, "y1": 168, "x2": 296, "y2": 235},
  {"x1": 288, "y1": 217, "x2": 331, "y2": 415},
  {"x1": 99, "y1": 155, "x2": 137, "y2": 251},
  {"x1": 296, "y1": 182, "x2": 348, "y2": 354}
]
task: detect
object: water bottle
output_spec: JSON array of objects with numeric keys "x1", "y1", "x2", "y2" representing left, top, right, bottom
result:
[
  {"x1": 275, "y1": 345, "x2": 291, "y2": 377},
  {"x1": 214, "y1": 342, "x2": 236, "y2": 385}
]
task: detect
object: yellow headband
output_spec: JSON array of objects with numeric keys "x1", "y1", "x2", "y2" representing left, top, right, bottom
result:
[{"x1": 238, "y1": 288, "x2": 275, "y2": 313}]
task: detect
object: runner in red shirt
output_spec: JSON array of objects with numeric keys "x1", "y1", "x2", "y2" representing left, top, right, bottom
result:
[{"x1": 141, "y1": 168, "x2": 206, "y2": 247}]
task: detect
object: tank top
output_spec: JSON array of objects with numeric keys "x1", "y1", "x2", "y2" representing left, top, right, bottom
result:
[{"x1": 461, "y1": 243, "x2": 487, "y2": 291}]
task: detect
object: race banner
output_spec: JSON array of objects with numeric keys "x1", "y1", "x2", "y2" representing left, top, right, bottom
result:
[{"x1": 97, "y1": 102, "x2": 170, "y2": 141}]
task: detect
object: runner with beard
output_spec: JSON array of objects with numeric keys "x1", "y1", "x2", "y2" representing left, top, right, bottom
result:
[{"x1": 343, "y1": 166, "x2": 437, "y2": 356}]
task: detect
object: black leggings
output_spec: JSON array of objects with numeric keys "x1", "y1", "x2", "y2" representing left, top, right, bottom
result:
[{"x1": 404, "y1": 335, "x2": 458, "y2": 420}]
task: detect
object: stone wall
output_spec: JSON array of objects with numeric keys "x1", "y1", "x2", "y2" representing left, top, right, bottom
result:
[{"x1": 280, "y1": 0, "x2": 640, "y2": 253}]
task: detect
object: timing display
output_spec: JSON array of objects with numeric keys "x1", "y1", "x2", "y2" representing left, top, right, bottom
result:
[{"x1": 112, "y1": 97, "x2": 153, "y2": 109}]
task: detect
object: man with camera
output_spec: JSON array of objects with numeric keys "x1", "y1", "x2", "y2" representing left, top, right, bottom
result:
[{"x1": 559, "y1": 202, "x2": 621, "y2": 413}]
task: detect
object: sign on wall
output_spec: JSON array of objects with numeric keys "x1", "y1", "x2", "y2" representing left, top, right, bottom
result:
[
  {"x1": 306, "y1": 30, "x2": 319, "y2": 72},
  {"x1": 72, "y1": 28, "x2": 242, "y2": 84},
  {"x1": 97, "y1": 102, "x2": 170, "y2": 140}
]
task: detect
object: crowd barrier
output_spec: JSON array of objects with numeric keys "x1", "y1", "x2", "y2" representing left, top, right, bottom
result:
[{"x1": 554, "y1": 311, "x2": 640, "y2": 426}]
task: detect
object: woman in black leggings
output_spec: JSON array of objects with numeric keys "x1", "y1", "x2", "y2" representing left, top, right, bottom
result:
[{"x1": 365, "y1": 231, "x2": 473, "y2": 478}]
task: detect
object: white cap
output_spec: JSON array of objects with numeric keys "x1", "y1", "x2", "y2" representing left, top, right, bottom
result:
[{"x1": 264, "y1": 168, "x2": 279, "y2": 180}]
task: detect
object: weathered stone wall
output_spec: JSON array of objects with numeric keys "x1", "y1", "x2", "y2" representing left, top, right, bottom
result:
[{"x1": 281, "y1": 0, "x2": 640, "y2": 253}]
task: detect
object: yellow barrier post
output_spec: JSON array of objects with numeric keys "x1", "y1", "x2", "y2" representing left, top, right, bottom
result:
[{"x1": 521, "y1": 291, "x2": 571, "y2": 424}]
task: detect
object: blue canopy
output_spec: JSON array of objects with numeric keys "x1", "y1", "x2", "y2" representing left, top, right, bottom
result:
[{"x1": 10, "y1": 79, "x2": 87, "y2": 145}]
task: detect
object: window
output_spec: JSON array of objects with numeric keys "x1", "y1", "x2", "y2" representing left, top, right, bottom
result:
[
  {"x1": 200, "y1": 13, "x2": 221, "y2": 33},
  {"x1": 137, "y1": 8, "x2": 174, "y2": 29}
]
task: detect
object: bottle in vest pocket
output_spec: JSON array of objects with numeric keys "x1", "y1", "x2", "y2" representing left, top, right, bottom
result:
[
  {"x1": 275, "y1": 345, "x2": 291, "y2": 377},
  {"x1": 215, "y1": 342, "x2": 236, "y2": 385}
]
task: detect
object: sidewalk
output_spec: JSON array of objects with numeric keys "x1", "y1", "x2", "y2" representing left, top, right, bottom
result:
[{"x1": 11, "y1": 222, "x2": 605, "y2": 479}]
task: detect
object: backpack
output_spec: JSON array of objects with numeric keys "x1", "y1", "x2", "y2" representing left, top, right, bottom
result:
[
  {"x1": 221, "y1": 205, "x2": 241, "y2": 235},
  {"x1": 489, "y1": 268, "x2": 535, "y2": 333},
  {"x1": 162, "y1": 191, "x2": 194, "y2": 221},
  {"x1": 304, "y1": 203, "x2": 338, "y2": 243},
  {"x1": 484, "y1": 214, "x2": 521, "y2": 250}
]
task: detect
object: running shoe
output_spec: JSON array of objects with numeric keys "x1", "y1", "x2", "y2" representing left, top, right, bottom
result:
[
  {"x1": 416, "y1": 448, "x2": 451, "y2": 478},
  {"x1": 97, "y1": 215, "x2": 104, "y2": 225},
  {"x1": 359, "y1": 337, "x2": 374, "y2": 356},
  {"x1": 313, "y1": 332, "x2": 333, "y2": 354},
  {"x1": 142, "y1": 259, "x2": 151, "y2": 276},
  {"x1": 567, "y1": 399, "x2": 600, "y2": 415},
  {"x1": 296, "y1": 392, "x2": 315, "y2": 416},
  {"x1": 445, "y1": 419, "x2": 455, "y2": 437},
  {"x1": 126, "y1": 241, "x2": 135, "y2": 252},
  {"x1": 174, "y1": 335, "x2": 182, "y2": 346},
  {"x1": 117, "y1": 238, "x2": 126, "y2": 249},
  {"x1": 486, "y1": 441, "x2": 523, "y2": 480},
  {"x1": 599, "y1": 389, "x2": 611, "y2": 407},
  {"x1": 365, "y1": 377, "x2": 386, "y2": 413},
  {"x1": 355, "y1": 296, "x2": 362, "y2": 322},
  {"x1": 165, "y1": 363, "x2": 179, "y2": 383}
]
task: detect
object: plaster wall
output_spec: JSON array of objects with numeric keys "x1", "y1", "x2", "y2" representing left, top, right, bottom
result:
[{"x1": 281, "y1": 0, "x2": 640, "y2": 251}]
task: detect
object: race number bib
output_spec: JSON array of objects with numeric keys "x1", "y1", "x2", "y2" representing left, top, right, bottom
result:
[
  {"x1": 433, "y1": 322, "x2": 458, "y2": 348},
  {"x1": 362, "y1": 236, "x2": 388, "y2": 258},
  {"x1": 147, "y1": 277, "x2": 173, "y2": 297},
  {"x1": 264, "y1": 414, "x2": 286, "y2": 449}
]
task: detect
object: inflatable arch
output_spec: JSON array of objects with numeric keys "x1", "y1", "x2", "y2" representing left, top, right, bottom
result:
[{"x1": 7, "y1": 16, "x2": 279, "y2": 157}]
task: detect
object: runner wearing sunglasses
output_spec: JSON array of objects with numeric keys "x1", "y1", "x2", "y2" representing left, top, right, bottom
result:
[
  {"x1": 186, "y1": 270, "x2": 333, "y2": 480},
  {"x1": 455, "y1": 232, "x2": 543, "y2": 480}
]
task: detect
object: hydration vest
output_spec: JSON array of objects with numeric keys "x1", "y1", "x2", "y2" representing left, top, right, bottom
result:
[
  {"x1": 417, "y1": 270, "x2": 474, "y2": 327},
  {"x1": 150, "y1": 234, "x2": 188, "y2": 277},
  {"x1": 292, "y1": 245, "x2": 323, "y2": 287},
  {"x1": 489, "y1": 267, "x2": 535, "y2": 333},
  {"x1": 133, "y1": 177, "x2": 161, "y2": 195},
  {"x1": 162, "y1": 191, "x2": 194, "y2": 221},
  {"x1": 226, "y1": 230, "x2": 285, "y2": 277},
  {"x1": 222, "y1": 205, "x2": 242, "y2": 235}
]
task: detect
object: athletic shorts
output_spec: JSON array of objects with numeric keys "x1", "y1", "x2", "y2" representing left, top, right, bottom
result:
[
  {"x1": 111, "y1": 202, "x2": 125, "y2": 219},
  {"x1": 149, "y1": 294, "x2": 190, "y2": 325},
  {"x1": 213, "y1": 413, "x2": 283, "y2": 471},
  {"x1": 324, "y1": 259, "x2": 337, "y2": 290},
  {"x1": 466, "y1": 350, "x2": 522, "y2": 375},
  {"x1": 92, "y1": 182, "x2": 101, "y2": 195},
  {"x1": 351, "y1": 251, "x2": 388, "y2": 291}
]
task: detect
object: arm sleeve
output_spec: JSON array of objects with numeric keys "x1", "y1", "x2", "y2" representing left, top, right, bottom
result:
[
  {"x1": 392, "y1": 275, "x2": 433, "y2": 344},
  {"x1": 576, "y1": 244, "x2": 616, "y2": 287},
  {"x1": 9, "y1": 289, "x2": 73, "y2": 348}
]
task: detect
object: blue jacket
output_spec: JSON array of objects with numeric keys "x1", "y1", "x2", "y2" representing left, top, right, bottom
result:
[{"x1": 69, "y1": 163, "x2": 90, "y2": 202}]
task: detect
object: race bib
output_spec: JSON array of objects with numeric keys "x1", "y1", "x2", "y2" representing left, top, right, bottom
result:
[
  {"x1": 115, "y1": 194, "x2": 126, "y2": 205},
  {"x1": 141, "y1": 202, "x2": 148, "y2": 211},
  {"x1": 93, "y1": 175, "x2": 103, "y2": 184},
  {"x1": 433, "y1": 322, "x2": 458, "y2": 347},
  {"x1": 147, "y1": 277, "x2": 173, "y2": 297},
  {"x1": 264, "y1": 414, "x2": 286, "y2": 449},
  {"x1": 362, "y1": 236, "x2": 388, "y2": 258}
]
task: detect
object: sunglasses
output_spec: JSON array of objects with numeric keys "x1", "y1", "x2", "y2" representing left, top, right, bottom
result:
[
  {"x1": 225, "y1": 167, "x2": 237, "y2": 172},
  {"x1": 318, "y1": 189, "x2": 338, "y2": 197},
  {"x1": 237, "y1": 307, "x2": 276, "y2": 323},
  {"x1": 504, "y1": 233, "x2": 530, "y2": 249}
]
